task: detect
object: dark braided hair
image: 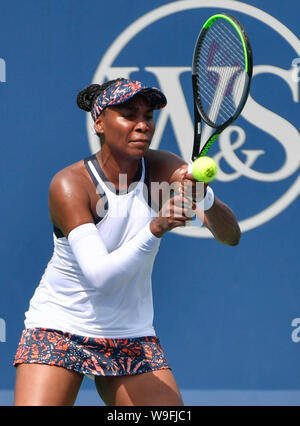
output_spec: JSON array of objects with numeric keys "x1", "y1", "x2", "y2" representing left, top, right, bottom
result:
[{"x1": 76, "y1": 78, "x2": 126, "y2": 112}]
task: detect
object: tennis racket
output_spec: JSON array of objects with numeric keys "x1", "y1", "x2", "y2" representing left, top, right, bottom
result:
[{"x1": 191, "y1": 13, "x2": 253, "y2": 161}]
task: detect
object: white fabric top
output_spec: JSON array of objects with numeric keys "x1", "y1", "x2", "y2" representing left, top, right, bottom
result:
[{"x1": 24, "y1": 157, "x2": 161, "y2": 338}]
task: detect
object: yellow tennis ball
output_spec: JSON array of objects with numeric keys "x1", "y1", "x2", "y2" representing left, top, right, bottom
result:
[{"x1": 192, "y1": 156, "x2": 218, "y2": 182}]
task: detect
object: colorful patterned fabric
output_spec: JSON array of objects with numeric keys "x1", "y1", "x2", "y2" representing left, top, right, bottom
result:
[
  {"x1": 13, "y1": 328, "x2": 170, "y2": 377},
  {"x1": 91, "y1": 79, "x2": 167, "y2": 121}
]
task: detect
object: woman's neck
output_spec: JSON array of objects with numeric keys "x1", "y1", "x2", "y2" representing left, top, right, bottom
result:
[{"x1": 96, "y1": 150, "x2": 141, "y2": 190}]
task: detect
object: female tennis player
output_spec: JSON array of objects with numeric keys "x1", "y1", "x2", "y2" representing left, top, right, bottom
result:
[{"x1": 13, "y1": 78, "x2": 241, "y2": 406}]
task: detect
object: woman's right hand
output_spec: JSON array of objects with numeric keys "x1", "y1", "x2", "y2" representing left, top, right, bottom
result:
[{"x1": 150, "y1": 195, "x2": 195, "y2": 238}]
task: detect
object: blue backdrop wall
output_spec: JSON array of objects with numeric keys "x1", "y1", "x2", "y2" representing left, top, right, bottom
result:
[{"x1": 0, "y1": 0, "x2": 299, "y2": 406}]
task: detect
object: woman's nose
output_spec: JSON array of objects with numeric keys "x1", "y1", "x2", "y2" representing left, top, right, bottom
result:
[{"x1": 134, "y1": 119, "x2": 149, "y2": 132}]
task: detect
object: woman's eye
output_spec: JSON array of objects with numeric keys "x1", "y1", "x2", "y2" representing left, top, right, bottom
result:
[{"x1": 121, "y1": 112, "x2": 153, "y2": 120}]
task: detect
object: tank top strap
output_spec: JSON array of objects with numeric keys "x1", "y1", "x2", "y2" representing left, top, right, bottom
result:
[
  {"x1": 84, "y1": 154, "x2": 103, "y2": 189},
  {"x1": 142, "y1": 156, "x2": 152, "y2": 208},
  {"x1": 85, "y1": 154, "x2": 146, "y2": 197}
]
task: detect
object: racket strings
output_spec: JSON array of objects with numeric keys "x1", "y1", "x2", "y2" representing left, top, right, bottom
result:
[
  {"x1": 199, "y1": 40, "x2": 244, "y2": 122},
  {"x1": 195, "y1": 19, "x2": 247, "y2": 126},
  {"x1": 199, "y1": 28, "x2": 244, "y2": 73},
  {"x1": 199, "y1": 38, "x2": 244, "y2": 122},
  {"x1": 209, "y1": 22, "x2": 246, "y2": 109},
  {"x1": 214, "y1": 21, "x2": 245, "y2": 63}
]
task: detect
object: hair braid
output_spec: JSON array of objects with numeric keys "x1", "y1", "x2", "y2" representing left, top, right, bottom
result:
[{"x1": 76, "y1": 78, "x2": 126, "y2": 112}]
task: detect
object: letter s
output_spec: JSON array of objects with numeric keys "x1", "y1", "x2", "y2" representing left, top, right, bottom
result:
[{"x1": 240, "y1": 65, "x2": 300, "y2": 182}]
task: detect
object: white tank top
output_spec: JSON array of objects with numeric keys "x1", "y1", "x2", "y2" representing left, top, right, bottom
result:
[{"x1": 24, "y1": 155, "x2": 160, "y2": 338}]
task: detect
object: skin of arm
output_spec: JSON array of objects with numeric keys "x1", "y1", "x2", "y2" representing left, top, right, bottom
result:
[{"x1": 48, "y1": 166, "x2": 95, "y2": 237}]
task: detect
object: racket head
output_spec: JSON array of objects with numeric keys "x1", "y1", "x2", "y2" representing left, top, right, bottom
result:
[{"x1": 192, "y1": 13, "x2": 253, "y2": 156}]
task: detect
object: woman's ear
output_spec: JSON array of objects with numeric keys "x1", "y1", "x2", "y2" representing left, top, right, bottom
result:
[{"x1": 94, "y1": 115, "x2": 104, "y2": 135}]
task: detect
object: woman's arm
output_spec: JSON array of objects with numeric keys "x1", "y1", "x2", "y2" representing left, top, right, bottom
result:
[
  {"x1": 182, "y1": 167, "x2": 241, "y2": 246},
  {"x1": 201, "y1": 197, "x2": 241, "y2": 246},
  {"x1": 68, "y1": 222, "x2": 159, "y2": 295},
  {"x1": 147, "y1": 149, "x2": 241, "y2": 246}
]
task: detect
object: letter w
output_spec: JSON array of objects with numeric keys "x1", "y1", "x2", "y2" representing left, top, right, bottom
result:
[{"x1": 146, "y1": 67, "x2": 193, "y2": 161}]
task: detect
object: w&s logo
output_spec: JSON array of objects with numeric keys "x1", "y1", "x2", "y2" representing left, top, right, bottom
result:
[{"x1": 87, "y1": 0, "x2": 300, "y2": 238}]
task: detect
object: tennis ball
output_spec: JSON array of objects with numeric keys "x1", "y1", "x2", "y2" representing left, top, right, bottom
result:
[{"x1": 192, "y1": 156, "x2": 218, "y2": 182}]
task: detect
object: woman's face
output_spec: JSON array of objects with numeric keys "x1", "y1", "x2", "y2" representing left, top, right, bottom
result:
[{"x1": 95, "y1": 95, "x2": 156, "y2": 158}]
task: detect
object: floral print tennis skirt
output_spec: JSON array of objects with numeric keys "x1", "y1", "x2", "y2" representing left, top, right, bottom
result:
[{"x1": 13, "y1": 328, "x2": 170, "y2": 377}]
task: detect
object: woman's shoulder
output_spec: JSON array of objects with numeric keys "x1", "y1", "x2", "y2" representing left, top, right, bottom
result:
[
  {"x1": 48, "y1": 158, "x2": 95, "y2": 235},
  {"x1": 145, "y1": 149, "x2": 186, "y2": 182},
  {"x1": 49, "y1": 158, "x2": 93, "y2": 212},
  {"x1": 145, "y1": 148, "x2": 181, "y2": 162},
  {"x1": 49, "y1": 159, "x2": 90, "y2": 191}
]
